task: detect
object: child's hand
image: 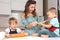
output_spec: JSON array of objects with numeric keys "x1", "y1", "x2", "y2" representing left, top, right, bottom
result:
[
  {"x1": 38, "y1": 20, "x2": 48, "y2": 25},
  {"x1": 5, "y1": 34, "x2": 10, "y2": 38},
  {"x1": 38, "y1": 22, "x2": 43, "y2": 26}
]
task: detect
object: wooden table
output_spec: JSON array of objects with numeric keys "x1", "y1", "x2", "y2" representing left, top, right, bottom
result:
[
  {"x1": 4, "y1": 36, "x2": 60, "y2": 40},
  {"x1": 0, "y1": 32, "x2": 60, "y2": 40}
]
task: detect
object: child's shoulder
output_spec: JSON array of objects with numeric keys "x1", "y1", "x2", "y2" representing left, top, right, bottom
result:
[
  {"x1": 16, "y1": 28, "x2": 21, "y2": 30},
  {"x1": 5, "y1": 28, "x2": 10, "y2": 33},
  {"x1": 51, "y1": 17, "x2": 58, "y2": 21},
  {"x1": 5, "y1": 28, "x2": 10, "y2": 31},
  {"x1": 50, "y1": 17, "x2": 59, "y2": 27},
  {"x1": 16, "y1": 28, "x2": 21, "y2": 33}
]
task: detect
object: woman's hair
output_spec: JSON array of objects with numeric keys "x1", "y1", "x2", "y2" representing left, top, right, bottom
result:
[
  {"x1": 24, "y1": 0, "x2": 36, "y2": 18},
  {"x1": 9, "y1": 17, "x2": 17, "y2": 24}
]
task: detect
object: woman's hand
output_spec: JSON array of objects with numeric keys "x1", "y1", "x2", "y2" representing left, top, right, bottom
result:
[
  {"x1": 32, "y1": 33, "x2": 38, "y2": 37},
  {"x1": 26, "y1": 23, "x2": 32, "y2": 29},
  {"x1": 24, "y1": 32, "x2": 29, "y2": 36},
  {"x1": 31, "y1": 21, "x2": 37, "y2": 26},
  {"x1": 41, "y1": 34, "x2": 49, "y2": 38},
  {"x1": 26, "y1": 21, "x2": 37, "y2": 29},
  {"x1": 38, "y1": 22, "x2": 43, "y2": 26}
]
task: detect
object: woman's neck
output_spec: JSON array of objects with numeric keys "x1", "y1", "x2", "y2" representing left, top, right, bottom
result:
[{"x1": 27, "y1": 13, "x2": 33, "y2": 16}]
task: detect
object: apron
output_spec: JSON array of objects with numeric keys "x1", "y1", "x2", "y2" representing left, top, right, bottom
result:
[{"x1": 9, "y1": 29, "x2": 17, "y2": 34}]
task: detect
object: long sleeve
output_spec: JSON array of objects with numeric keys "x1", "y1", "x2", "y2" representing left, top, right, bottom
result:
[
  {"x1": 35, "y1": 15, "x2": 41, "y2": 22},
  {"x1": 21, "y1": 17, "x2": 28, "y2": 28}
]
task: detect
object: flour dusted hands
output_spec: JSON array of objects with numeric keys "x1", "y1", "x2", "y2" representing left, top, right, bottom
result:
[
  {"x1": 5, "y1": 33, "x2": 11, "y2": 38},
  {"x1": 31, "y1": 21, "x2": 37, "y2": 26},
  {"x1": 38, "y1": 20, "x2": 48, "y2": 26},
  {"x1": 26, "y1": 21, "x2": 37, "y2": 29}
]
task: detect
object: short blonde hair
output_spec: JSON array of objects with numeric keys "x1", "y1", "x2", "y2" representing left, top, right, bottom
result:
[
  {"x1": 46, "y1": 7, "x2": 56, "y2": 14},
  {"x1": 9, "y1": 17, "x2": 17, "y2": 25},
  {"x1": 49, "y1": 7, "x2": 56, "y2": 10}
]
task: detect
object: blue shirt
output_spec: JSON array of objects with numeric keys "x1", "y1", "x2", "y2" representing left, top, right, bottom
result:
[
  {"x1": 50, "y1": 17, "x2": 59, "y2": 36},
  {"x1": 21, "y1": 15, "x2": 41, "y2": 35}
]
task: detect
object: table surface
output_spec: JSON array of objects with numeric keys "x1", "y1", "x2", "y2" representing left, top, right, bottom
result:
[
  {"x1": 0, "y1": 32, "x2": 60, "y2": 40},
  {"x1": 4, "y1": 36, "x2": 60, "y2": 40}
]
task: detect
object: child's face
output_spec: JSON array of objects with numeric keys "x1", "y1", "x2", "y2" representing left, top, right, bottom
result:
[
  {"x1": 9, "y1": 20, "x2": 17, "y2": 30},
  {"x1": 51, "y1": 9, "x2": 56, "y2": 13},
  {"x1": 47, "y1": 11, "x2": 56, "y2": 19}
]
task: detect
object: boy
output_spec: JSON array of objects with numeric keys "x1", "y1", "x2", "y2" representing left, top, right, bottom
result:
[
  {"x1": 5, "y1": 17, "x2": 28, "y2": 38},
  {"x1": 38, "y1": 7, "x2": 59, "y2": 37}
]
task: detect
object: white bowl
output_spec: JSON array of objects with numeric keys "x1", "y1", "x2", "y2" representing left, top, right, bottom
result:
[{"x1": 0, "y1": 32, "x2": 5, "y2": 40}]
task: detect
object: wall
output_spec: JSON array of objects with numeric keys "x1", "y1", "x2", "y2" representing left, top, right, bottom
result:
[
  {"x1": 36, "y1": 0, "x2": 43, "y2": 16},
  {"x1": 11, "y1": 0, "x2": 43, "y2": 16},
  {"x1": 0, "y1": 0, "x2": 11, "y2": 15},
  {"x1": 48, "y1": 0, "x2": 57, "y2": 9},
  {"x1": 0, "y1": 0, "x2": 43, "y2": 27},
  {"x1": 48, "y1": 0, "x2": 58, "y2": 16}
]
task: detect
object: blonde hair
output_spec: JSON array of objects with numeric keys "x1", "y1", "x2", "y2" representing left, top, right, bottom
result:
[
  {"x1": 46, "y1": 7, "x2": 56, "y2": 14},
  {"x1": 9, "y1": 17, "x2": 17, "y2": 25},
  {"x1": 49, "y1": 7, "x2": 56, "y2": 10}
]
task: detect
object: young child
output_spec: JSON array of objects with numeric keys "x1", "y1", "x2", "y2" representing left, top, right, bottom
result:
[
  {"x1": 38, "y1": 7, "x2": 59, "y2": 37},
  {"x1": 5, "y1": 17, "x2": 28, "y2": 38}
]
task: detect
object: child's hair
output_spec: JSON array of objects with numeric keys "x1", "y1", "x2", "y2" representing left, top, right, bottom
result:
[
  {"x1": 9, "y1": 17, "x2": 17, "y2": 24},
  {"x1": 49, "y1": 7, "x2": 56, "y2": 10},
  {"x1": 46, "y1": 7, "x2": 56, "y2": 14},
  {"x1": 45, "y1": 7, "x2": 56, "y2": 20}
]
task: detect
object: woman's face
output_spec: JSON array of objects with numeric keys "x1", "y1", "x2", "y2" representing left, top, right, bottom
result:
[{"x1": 29, "y1": 4, "x2": 36, "y2": 13}]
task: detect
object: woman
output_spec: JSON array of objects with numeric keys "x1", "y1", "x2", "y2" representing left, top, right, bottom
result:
[{"x1": 20, "y1": 0, "x2": 41, "y2": 36}]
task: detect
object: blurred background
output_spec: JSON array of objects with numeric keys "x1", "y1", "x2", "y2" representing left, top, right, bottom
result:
[{"x1": 0, "y1": 0, "x2": 60, "y2": 32}]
